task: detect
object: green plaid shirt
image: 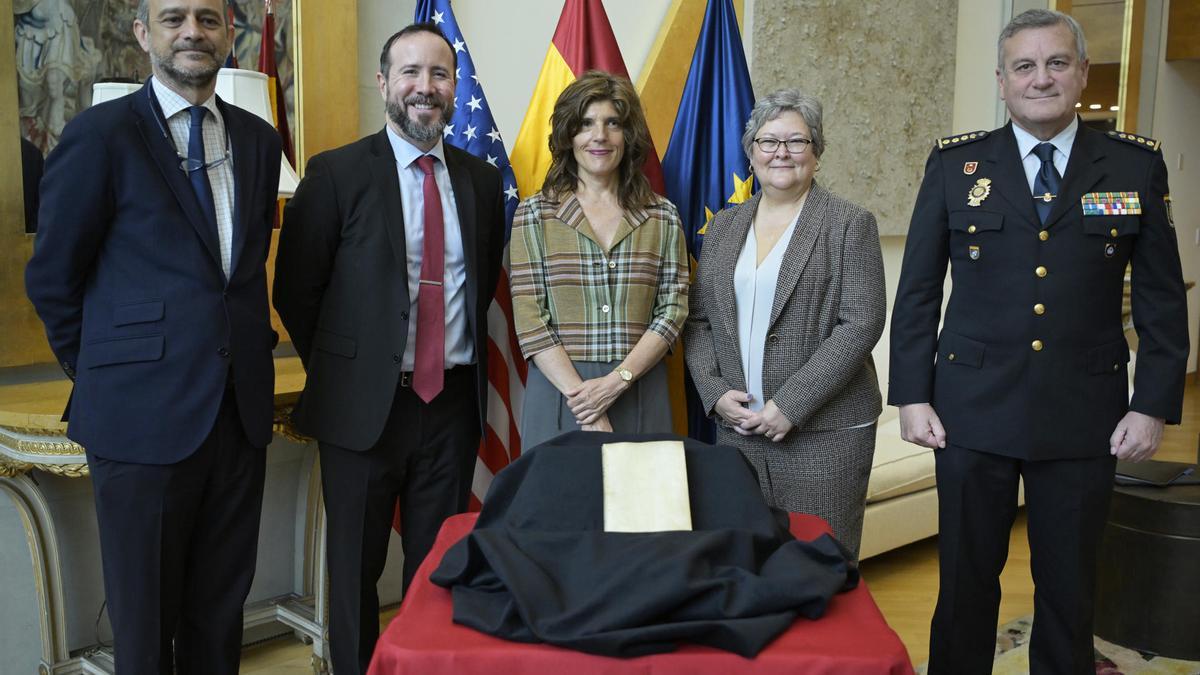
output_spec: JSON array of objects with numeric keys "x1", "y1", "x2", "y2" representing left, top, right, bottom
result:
[{"x1": 509, "y1": 192, "x2": 690, "y2": 362}]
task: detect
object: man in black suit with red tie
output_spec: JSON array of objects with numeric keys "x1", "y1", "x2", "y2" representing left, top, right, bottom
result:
[
  {"x1": 25, "y1": 0, "x2": 282, "y2": 672},
  {"x1": 889, "y1": 9, "x2": 1188, "y2": 675},
  {"x1": 274, "y1": 22, "x2": 506, "y2": 674}
]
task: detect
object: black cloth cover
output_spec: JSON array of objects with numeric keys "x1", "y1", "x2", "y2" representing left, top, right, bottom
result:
[{"x1": 430, "y1": 431, "x2": 859, "y2": 657}]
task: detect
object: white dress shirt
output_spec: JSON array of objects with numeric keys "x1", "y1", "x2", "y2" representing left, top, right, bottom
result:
[
  {"x1": 1012, "y1": 116, "x2": 1077, "y2": 194},
  {"x1": 152, "y1": 77, "x2": 236, "y2": 278},
  {"x1": 385, "y1": 126, "x2": 473, "y2": 370},
  {"x1": 733, "y1": 213, "x2": 799, "y2": 412}
]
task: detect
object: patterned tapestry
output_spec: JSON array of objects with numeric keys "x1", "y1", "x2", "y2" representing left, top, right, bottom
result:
[{"x1": 14, "y1": 0, "x2": 294, "y2": 155}]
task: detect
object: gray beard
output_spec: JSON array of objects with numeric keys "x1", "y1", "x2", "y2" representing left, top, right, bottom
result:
[
  {"x1": 387, "y1": 97, "x2": 452, "y2": 145},
  {"x1": 152, "y1": 48, "x2": 222, "y2": 89}
]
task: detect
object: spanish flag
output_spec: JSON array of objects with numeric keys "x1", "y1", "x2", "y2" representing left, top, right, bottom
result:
[
  {"x1": 257, "y1": 0, "x2": 293, "y2": 165},
  {"x1": 509, "y1": 0, "x2": 665, "y2": 198}
]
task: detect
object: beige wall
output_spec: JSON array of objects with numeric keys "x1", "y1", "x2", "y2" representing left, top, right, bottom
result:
[{"x1": 750, "y1": 0, "x2": 959, "y2": 237}]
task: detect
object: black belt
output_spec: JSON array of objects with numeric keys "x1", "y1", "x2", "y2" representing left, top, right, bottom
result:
[{"x1": 398, "y1": 364, "x2": 474, "y2": 388}]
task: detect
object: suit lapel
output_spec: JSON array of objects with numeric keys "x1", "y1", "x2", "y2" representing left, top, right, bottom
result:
[
  {"x1": 368, "y1": 131, "x2": 410, "y2": 314},
  {"x1": 220, "y1": 97, "x2": 253, "y2": 278},
  {"x1": 984, "y1": 124, "x2": 1041, "y2": 228},
  {"x1": 1045, "y1": 124, "x2": 1105, "y2": 228},
  {"x1": 133, "y1": 83, "x2": 223, "y2": 269},
  {"x1": 715, "y1": 193, "x2": 756, "y2": 342},
  {"x1": 445, "y1": 147, "x2": 480, "y2": 342},
  {"x1": 768, "y1": 183, "x2": 824, "y2": 328}
]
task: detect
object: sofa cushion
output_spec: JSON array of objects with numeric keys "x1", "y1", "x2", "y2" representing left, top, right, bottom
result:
[{"x1": 867, "y1": 418, "x2": 937, "y2": 503}]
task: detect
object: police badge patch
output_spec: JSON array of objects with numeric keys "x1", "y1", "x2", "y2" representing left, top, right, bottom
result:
[{"x1": 967, "y1": 178, "x2": 991, "y2": 207}]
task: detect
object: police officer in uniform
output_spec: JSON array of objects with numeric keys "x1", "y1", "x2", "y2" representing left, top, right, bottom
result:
[{"x1": 889, "y1": 9, "x2": 1188, "y2": 674}]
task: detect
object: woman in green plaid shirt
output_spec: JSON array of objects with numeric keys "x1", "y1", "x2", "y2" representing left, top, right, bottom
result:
[{"x1": 509, "y1": 71, "x2": 689, "y2": 448}]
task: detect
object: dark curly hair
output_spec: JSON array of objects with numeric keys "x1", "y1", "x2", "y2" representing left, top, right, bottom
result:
[{"x1": 542, "y1": 71, "x2": 656, "y2": 211}]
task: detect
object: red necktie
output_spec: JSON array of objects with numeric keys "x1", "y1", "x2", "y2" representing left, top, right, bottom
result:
[{"x1": 413, "y1": 155, "x2": 445, "y2": 403}]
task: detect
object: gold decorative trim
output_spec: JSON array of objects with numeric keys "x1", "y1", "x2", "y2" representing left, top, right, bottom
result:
[
  {"x1": 33, "y1": 463, "x2": 89, "y2": 478},
  {"x1": 0, "y1": 456, "x2": 30, "y2": 476},
  {"x1": 0, "y1": 430, "x2": 84, "y2": 456},
  {"x1": 0, "y1": 456, "x2": 88, "y2": 477},
  {"x1": 273, "y1": 404, "x2": 311, "y2": 443}
]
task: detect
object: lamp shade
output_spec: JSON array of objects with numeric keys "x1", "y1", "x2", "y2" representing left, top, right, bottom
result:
[{"x1": 91, "y1": 69, "x2": 299, "y2": 197}]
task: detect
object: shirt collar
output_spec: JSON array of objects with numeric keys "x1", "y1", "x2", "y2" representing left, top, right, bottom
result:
[
  {"x1": 1012, "y1": 115, "x2": 1078, "y2": 161},
  {"x1": 385, "y1": 125, "x2": 447, "y2": 170},
  {"x1": 151, "y1": 76, "x2": 220, "y2": 122}
]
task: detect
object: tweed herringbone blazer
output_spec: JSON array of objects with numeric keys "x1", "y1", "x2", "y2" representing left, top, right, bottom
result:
[{"x1": 684, "y1": 182, "x2": 886, "y2": 431}]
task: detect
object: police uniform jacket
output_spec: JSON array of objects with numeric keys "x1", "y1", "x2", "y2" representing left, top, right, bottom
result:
[{"x1": 888, "y1": 121, "x2": 1188, "y2": 460}]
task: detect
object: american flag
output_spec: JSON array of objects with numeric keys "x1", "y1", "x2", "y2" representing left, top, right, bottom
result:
[{"x1": 415, "y1": 0, "x2": 526, "y2": 508}]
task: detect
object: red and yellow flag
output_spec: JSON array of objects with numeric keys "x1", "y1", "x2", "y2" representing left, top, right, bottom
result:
[
  {"x1": 510, "y1": 0, "x2": 665, "y2": 198},
  {"x1": 257, "y1": 0, "x2": 293, "y2": 165}
]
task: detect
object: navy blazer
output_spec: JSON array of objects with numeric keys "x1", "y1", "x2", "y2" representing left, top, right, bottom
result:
[
  {"x1": 889, "y1": 122, "x2": 1188, "y2": 460},
  {"x1": 26, "y1": 81, "x2": 283, "y2": 463}
]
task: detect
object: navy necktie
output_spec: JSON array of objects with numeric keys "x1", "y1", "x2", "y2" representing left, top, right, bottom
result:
[
  {"x1": 1032, "y1": 142, "x2": 1061, "y2": 224},
  {"x1": 187, "y1": 105, "x2": 218, "y2": 235}
]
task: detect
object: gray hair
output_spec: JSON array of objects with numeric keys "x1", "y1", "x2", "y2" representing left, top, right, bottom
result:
[
  {"x1": 137, "y1": 0, "x2": 231, "y2": 26},
  {"x1": 997, "y1": 9, "x2": 1088, "y2": 70},
  {"x1": 742, "y1": 89, "x2": 825, "y2": 160}
]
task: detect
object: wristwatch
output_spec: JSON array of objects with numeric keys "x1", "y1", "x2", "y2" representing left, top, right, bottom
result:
[{"x1": 614, "y1": 367, "x2": 634, "y2": 383}]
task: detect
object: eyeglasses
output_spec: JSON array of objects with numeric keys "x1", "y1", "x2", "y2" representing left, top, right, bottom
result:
[
  {"x1": 179, "y1": 149, "x2": 231, "y2": 174},
  {"x1": 753, "y1": 137, "x2": 812, "y2": 154},
  {"x1": 178, "y1": 127, "x2": 232, "y2": 174}
]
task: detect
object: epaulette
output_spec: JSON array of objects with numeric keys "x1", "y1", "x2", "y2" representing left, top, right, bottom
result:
[
  {"x1": 935, "y1": 130, "x2": 989, "y2": 150},
  {"x1": 1107, "y1": 130, "x2": 1161, "y2": 151}
]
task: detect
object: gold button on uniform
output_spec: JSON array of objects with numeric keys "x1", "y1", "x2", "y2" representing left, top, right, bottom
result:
[
  {"x1": 1039, "y1": 230, "x2": 1049, "y2": 241},
  {"x1": 948, "y1": 353, "x2": 956, "y2": 361},
  {"x1": 1034, "y1": 303, "x2": 1045, "y2": 315},
  {"x1": 1110, "y1": 228, "x2": 1119, "y2": 237},
  {"x1": 1035, "y1": 266, "x2": 1047, "y2": 278},
  {"x1": 1031, "y1": 339, "x2": 1044, "y2": 351},
  {"x1": 967, "y1": 225, "x2": 977, "y2": 234},
  {"x1": 1112, "y1": 363, "x2": 1120, "y2": 371}
]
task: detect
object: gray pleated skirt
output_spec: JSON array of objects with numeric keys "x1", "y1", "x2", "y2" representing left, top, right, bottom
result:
[{"x1": 519, "y1": 360, "x2": 672, "y2": 450}]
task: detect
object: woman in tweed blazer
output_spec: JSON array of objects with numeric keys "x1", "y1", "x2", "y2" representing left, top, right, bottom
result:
[{"x1": 684, "y1": 90, "x2": 885, "y2": 558}]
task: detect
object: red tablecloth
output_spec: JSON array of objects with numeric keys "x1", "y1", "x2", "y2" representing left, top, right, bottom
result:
[{"x1": 368, "y1": 512, "x2": 915, "y2": 675}]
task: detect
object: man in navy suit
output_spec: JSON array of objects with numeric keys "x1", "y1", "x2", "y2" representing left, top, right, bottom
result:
[{"x1": 25, "y1": 0, "x2": 281, "y2": 671}]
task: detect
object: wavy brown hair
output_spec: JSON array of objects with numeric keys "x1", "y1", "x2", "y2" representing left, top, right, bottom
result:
[{"x1": 542, "y1": 71, "x2": 656, "y2": 211}]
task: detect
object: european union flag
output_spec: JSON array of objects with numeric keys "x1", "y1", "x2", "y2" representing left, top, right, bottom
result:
[
  {"x1": 660, "y1": 0, "x2": 755, "y2": 441},
  {"x1": 415, "y1": 0, "x2": 520, "y2": 233},
  {"x1": 662, "y1": 0, "x2": 755, "y2": 259}
]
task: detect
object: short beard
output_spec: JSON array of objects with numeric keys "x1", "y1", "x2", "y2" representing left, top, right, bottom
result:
[
  {"x1": 387, "y1": 94, "x2": 453, "y2": 145},
  {"x1": 152, "y1": 44, "x2": 223, "y2": 89}
]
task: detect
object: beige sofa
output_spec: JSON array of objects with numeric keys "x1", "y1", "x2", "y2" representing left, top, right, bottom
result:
[
  {"x1": 860, "y1": 407, "x2": 940, "y2": 559},
  {"x1": 859, "y1": 388, "x2": 1029, "y2": 560}
]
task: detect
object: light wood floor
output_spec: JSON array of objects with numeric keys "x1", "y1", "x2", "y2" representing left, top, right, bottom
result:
[{"x1": 240, "y1": 379, "x2": 1200, "y2": 672}]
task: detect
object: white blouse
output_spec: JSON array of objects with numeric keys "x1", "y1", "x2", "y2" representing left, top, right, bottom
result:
[{"x1": 733, "y1": 213, "x2": 799, "y2": 411}]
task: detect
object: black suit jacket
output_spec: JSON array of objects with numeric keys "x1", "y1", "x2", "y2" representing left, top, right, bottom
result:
[
  {"x1": 889, "y1": 122, "x2": 1188, "y2": 460},
  {"x1": 25, "y1": 82, "x2": 283, "y2": 463},
  {"x1": 274, "y1": 130, "x2": 506, "y2": 451}
]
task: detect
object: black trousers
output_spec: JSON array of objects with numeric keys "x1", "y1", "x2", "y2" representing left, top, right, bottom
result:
[
  {"x1": 87, "y1": 386, "x2": 266, "y2": 675},
  {"x1": 928, "y1": 445, "x2": 1116, "y2": 675},
  {"x1": 320, "y1": 366, "x2": 479, "y2": 675}
]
